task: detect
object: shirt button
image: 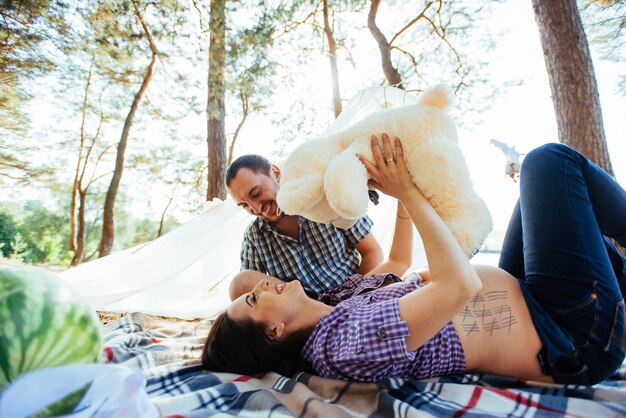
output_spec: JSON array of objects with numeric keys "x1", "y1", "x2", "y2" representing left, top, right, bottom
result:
[{"x1": 377, "y1": 329, "x2": 387, "y2": 339}]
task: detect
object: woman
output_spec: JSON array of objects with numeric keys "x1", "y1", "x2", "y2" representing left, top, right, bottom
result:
[{"x1": 202, "y1": 134, "x2": 626, "y2": 385}]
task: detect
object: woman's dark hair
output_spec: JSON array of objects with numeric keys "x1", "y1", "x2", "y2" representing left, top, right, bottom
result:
[
  {"x1": 201, "y1": 311, "x2": 311, "y2": 377},
  {"x1": 225, "y1": 155, "x2": 272, "y2": 187}
]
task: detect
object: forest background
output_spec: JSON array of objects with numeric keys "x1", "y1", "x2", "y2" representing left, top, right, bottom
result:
[{"x1": 1, "y1": 0, "x2": 624, "y2": 269}]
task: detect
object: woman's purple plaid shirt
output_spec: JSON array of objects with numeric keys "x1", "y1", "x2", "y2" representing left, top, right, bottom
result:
[{"x1": 302, "y1": 272, "x2": 466, "y2": 382}]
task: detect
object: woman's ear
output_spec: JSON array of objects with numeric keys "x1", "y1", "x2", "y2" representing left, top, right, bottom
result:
[{"x1": 266, "y1": 322, "x2": 285, "y2": 342}]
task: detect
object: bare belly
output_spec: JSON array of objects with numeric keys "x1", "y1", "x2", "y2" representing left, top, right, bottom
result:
[{"x1": 452, "y1": 265, "x2": 553, "y2": 383}]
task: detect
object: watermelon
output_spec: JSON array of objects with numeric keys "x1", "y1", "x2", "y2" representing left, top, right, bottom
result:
[{"x1": 0, "y1": 267, "x2": 102, "y2": 394}]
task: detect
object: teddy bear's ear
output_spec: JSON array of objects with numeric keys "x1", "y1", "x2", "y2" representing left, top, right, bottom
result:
[
  {"x1": 276, "y1": 174, "x2": 325, "y2": 214},
  {"x1": 417, "y1": 83, "x2": 453, "y2": 111}
]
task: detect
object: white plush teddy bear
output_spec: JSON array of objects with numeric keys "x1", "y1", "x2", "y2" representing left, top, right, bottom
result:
[{"x1": 276, "y1": 84, "x2": 492, "y2": 257}]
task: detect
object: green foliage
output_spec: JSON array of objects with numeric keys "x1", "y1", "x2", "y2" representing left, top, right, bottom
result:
[
  {"x1": 227, "y1": 4, "x2": 279, "y2": 98},
  {"x1": 17, "y1": 201, "x2": 70, "y2": 263},
  {"x1": 0, "y1": 211, "x2": 17, "y2": 258},
  {"x1": 0, "y1": 198, "x2": 180, "y2": 266},
  {"x1": 0, "y1": 0, "x2": 68, "y2": 79},
  {"x1": 0, "y1": 81, "x2": 29, "y2": 135},
  {"x1": 579, "y1": 0, "x2": 626, "y2": 95},
  {"x1": 0, "y1": 201, "x2": 70, "y2": 264},
  {"x1": 0, "y1": 0, "x2": 72, "y2": 184},
  {"x1": 8, "y1": 233, "x2": 31, "y2": 261},
  {"x1": 0, "y1": 0, "x2": 69, "y2": 131}
]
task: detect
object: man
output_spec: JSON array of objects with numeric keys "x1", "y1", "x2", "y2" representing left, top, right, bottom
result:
[{"x1": 226, "y1": 154, "x2": 383, "y2": 300}]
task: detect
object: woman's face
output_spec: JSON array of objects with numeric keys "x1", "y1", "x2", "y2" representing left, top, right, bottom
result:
[{"x1": 227, "y1": 271, "x2": 307, "y2": 337}]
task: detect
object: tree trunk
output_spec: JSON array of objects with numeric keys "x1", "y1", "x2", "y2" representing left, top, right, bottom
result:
[
  {"x1": 531, "y1": 0, "x2": 614, "y2": 176},
  {"x1": 98, "y1": 1, "x2": 158, "y2": 257},
  {"x1": 323, "y1": 0, "x2": 342, "y2": 118},
  {"x1": 70, "y1": 59, "x2": 94, "y2": 252},
  {"x1": 367, "y1": 0, "x2": 403, "y2": 89},
  {"x1": 70, "y1": 190, "x2": 87, "y2": 266},
  {"x1": 533, "y1": 0, "x2": 623, "y2": 256},
  {"x1": 206, "y1": 0, "x2": 227, "y2": 201}
]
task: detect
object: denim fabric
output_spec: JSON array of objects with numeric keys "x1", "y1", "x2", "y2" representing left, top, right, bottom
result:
[{"x1": 499, "y1": 143, "x2": 626, "y2": 385}]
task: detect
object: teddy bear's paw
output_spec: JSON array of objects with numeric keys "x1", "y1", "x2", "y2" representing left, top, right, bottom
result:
[
  {"x1": 301, "y1": 197, "x2": 342, "y2": 224},
  {"x1": 444, "y1": 219, "x2": 482, "y2": 258},
  {"x1": 331, "y1": 217, "x2": 358, "y2": 230},
  {"x1": 276, "y1": 174, "x2": 325, "y2": 214},
  {"x1": 324, "y1": 151, "x2": 370, "y2": 219},
  {"x1": 327, "y1": 189, "x2": 369, "y2": 219},
  {"x1": 438, "y1": 196, "x2": 493, "y2": 258},
  {"x1": 326, "y1": 181, "x2": 369, "y2": 219}
]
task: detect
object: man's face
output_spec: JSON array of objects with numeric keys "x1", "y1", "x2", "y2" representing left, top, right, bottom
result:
[{"x1": 227, "y1": 166, "x2": 284, "y2": 223}]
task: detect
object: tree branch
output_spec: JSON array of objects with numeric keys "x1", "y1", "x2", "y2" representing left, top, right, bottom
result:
[
  {"x1": 272, "y1": 6, "x2": 320, "y2": 41},
  {"x1": 189, "y1": 0, "x2": 206, "y2": 32},
  {"x1": 83, "y1": 144, "x2": 114, "y2": 193},
  {"x1": 389, "y1": 2, "x2": 433, "y2": 46},
  {"x1": 228, "y1": 88, "x2": 249, "y2": 165},
  {"x1": 391, "y1": 46, "x2": 428, "y2": 84},
  {"x1": 368, "y1": 0, "x2": 403, "y2": 89},
  {"x1": 422, "y1": 14, "x2": 465, "y2": 89}
]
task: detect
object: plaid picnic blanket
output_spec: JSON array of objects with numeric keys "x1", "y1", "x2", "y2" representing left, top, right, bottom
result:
[{"x1": 102, "y1": 313, "x2": 626, "y2": 418}]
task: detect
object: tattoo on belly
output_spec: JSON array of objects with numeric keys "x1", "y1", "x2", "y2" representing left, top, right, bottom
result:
[{"x1": 457, "y1": 290, "x2": 518, "y2": 336}]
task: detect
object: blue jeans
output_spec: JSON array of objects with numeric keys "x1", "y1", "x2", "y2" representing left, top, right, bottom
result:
[{"x1": 498, "y1": 143, "x2": 626, "y2": 385}]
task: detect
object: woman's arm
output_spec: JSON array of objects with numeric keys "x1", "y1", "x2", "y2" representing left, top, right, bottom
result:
[
  {"x1": 358, "y1": 134, "x2": 482, "y2": 351},
  {"x1": 364, "y1": 201, "x2": 413, "y2": 277}
]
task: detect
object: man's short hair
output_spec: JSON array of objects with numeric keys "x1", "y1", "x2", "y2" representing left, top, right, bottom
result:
[{"x1": 225, "y1": 154, "x2": 272, "y2": 186}]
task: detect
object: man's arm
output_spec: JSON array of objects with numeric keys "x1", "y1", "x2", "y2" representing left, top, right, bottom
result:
[
  {"x1": 343, "y1": 215, "x2": 383, "y2": 274},
  {"x1": 355, "y1": 233, "x2": 383, "y2": 274}
]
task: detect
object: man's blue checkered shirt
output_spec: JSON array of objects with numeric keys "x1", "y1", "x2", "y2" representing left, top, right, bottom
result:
[{"x1": 240, "y1": 215, "x2": 374, "y2": 297}]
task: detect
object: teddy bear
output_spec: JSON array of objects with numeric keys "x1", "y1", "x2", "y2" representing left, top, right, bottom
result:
[{"x1": 276, "y1": 84, "x2": 492, "y2": 257}]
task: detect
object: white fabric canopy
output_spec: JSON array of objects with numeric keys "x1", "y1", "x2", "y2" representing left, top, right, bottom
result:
[
  {"x1": 60, "y1": 194, "x2": 419, "y2": 319},
  {"x1": 59, "y1": 87, "x2": 433, "y2": 319}
]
